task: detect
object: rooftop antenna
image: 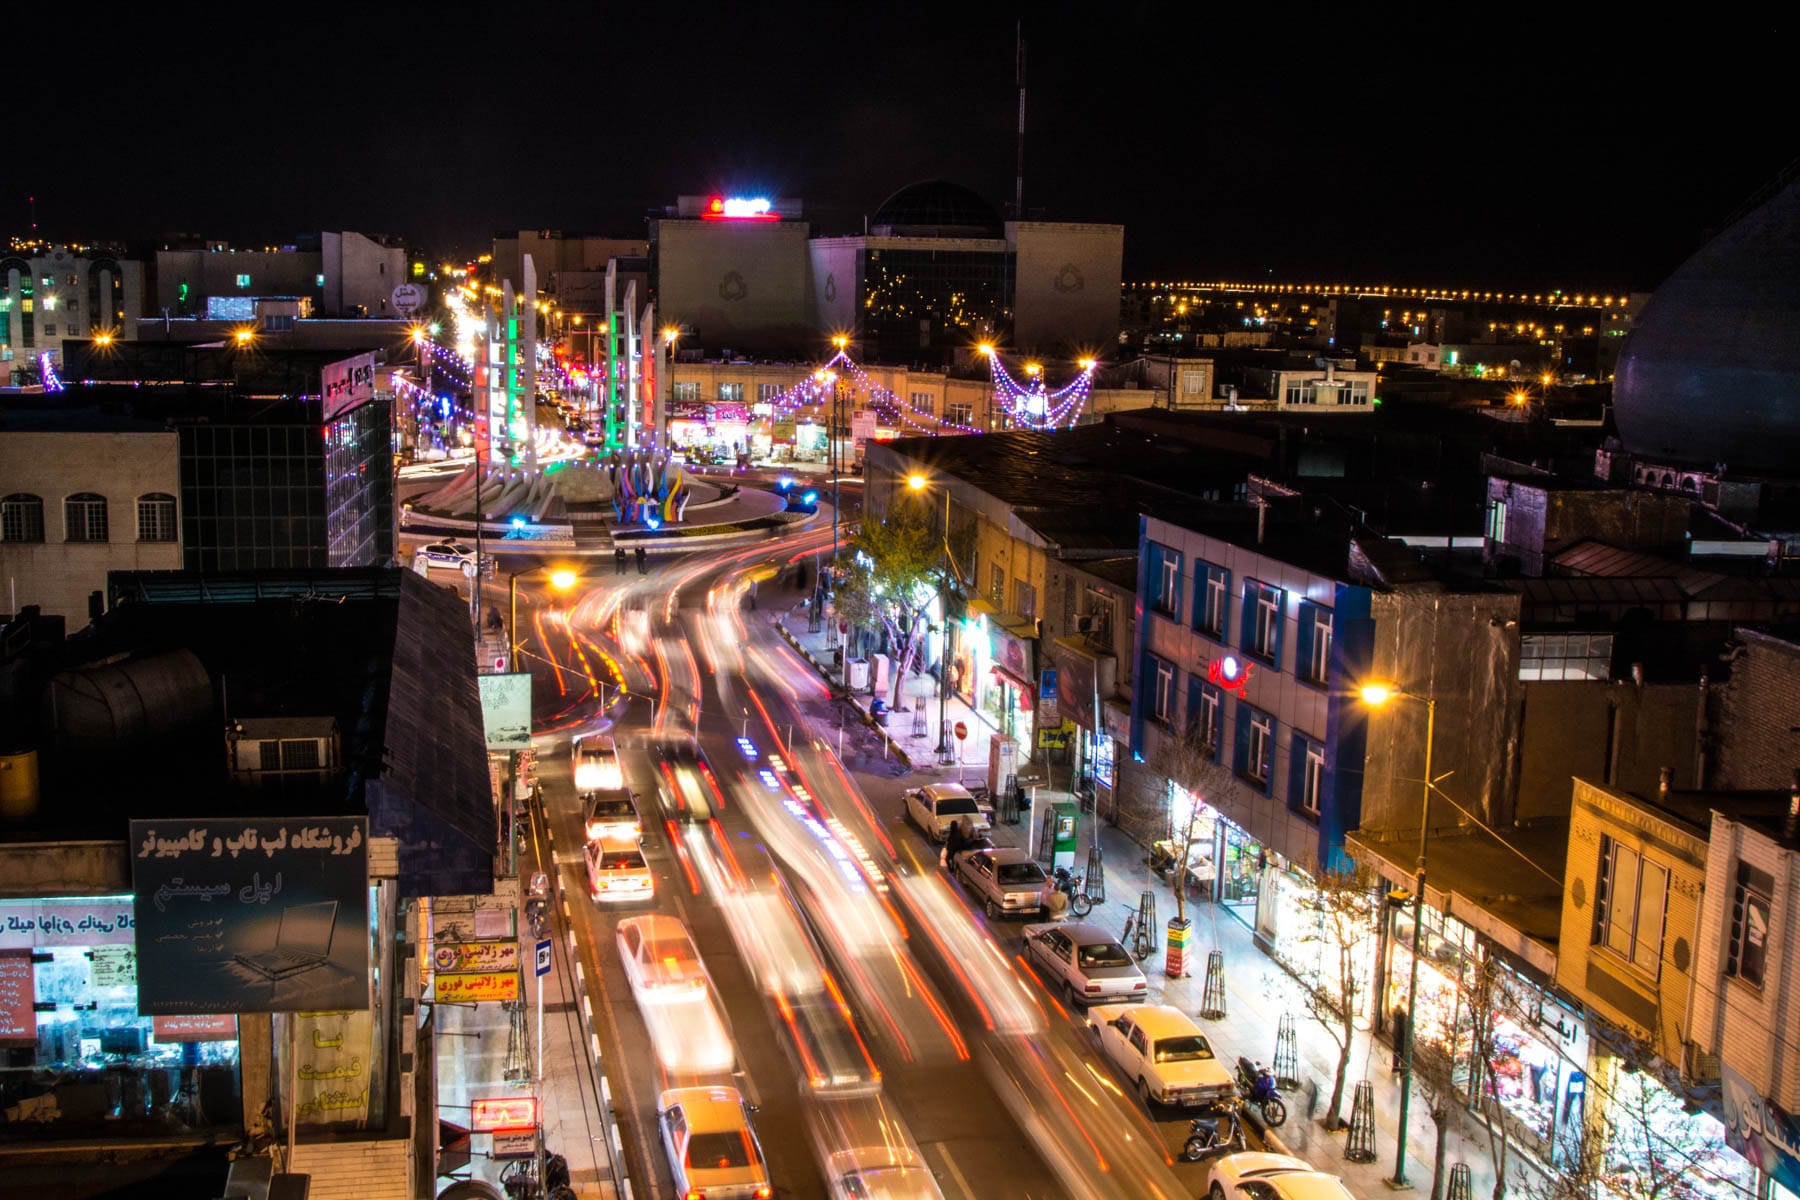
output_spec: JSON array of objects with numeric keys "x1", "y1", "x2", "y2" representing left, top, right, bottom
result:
[
  {"x1": 1014, "y1": 23, "x2": 1026, "y2": 220},
  {"x1": 28, "y1": 194, "x2": 36, "y2": 234}
]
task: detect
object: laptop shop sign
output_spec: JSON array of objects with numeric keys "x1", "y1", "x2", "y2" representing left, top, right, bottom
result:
[{"x1": 129, "y1": 817, "x2": 371, "y2": 1015}]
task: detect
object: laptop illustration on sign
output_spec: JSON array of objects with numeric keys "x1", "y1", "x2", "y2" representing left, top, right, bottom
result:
[{"x1": 235, "y1": 901, "x2": 339, "y2": 980}]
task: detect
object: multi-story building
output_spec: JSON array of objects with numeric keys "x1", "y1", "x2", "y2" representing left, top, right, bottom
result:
[
  {"x1": 153, "y1": 232, "x2": 408, "y2": 321},
  {"x1": 0, "y1": 244, "x2": 144, "y2": 376}
]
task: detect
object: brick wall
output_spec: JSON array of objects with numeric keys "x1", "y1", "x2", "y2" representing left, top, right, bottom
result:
[
  {"x1": 289, "y1": 1135, "x2": 411, "y2": 1200},
  {"x1": 1713, "y1": 630, "x2": 1800, "y2": 791}
]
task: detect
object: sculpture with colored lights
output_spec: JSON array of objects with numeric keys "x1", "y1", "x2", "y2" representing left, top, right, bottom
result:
[{"x1": 609, "y1": 451, "x2": 692, "y2": 527}]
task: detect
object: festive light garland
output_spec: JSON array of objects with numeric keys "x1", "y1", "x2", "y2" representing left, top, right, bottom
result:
[
  {"x1": 40, "y1": 352, "x2": 64, "y2": 392},
  {"x1": 986, "y1": 353, "x2": 1095, "y2": 430}
]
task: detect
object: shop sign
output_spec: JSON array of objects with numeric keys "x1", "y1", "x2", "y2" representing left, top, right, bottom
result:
[
  {"x1": 1038, "y1": 668, "x2": 1058, "y2": 699},
  {"x1": 989, "y1": 621, "x2": 1033, "y2": 685},
  {"x1": 473, "y1": 1096, "x2": 538, "y2": 1131},
  {"x1": 153, "y1": 1013, "x2": 238, "y2": 1043},
  {"x1": 492, "y1": 1127, "x2": 538, "y2": 1159},
  {"x1": 477, "y1": 672, "x2": 532, "y2": 749},
  {"x1": 90, "y1": 945, "x2": 136, "y2": 987},
  {"x1": 433, "y1": 940, "x2": 520, "y2": 975},
  {"x1": 295, "y1": 1009, "x2": 376, "y2": 1129},
  {"x1": 1101, "y1": 700, "x2": 1132, "y2": 743},
  {"x1": 434, "y1": 971, "x2": 520, "y2": 1003},
  {"x1": 0, "y1": 897, "x2": 136, "y2": 949},
  {"x1": 0, "y1": 951, "x2": 34, "y2": 1043},
  {"x1": 851, "y1": 409, "x2": 877, "y2": 448},
  {"x1": 1045, "y1": 639, "x2": 1099, "y2": 729},
  {"x1": 1038, "y1": 720, "x2": 1077, "y2": 750},
  {"x1": 322, "y1": 352, "x2": 378, "y2": 421},
  {"x1": 129, "y1": 817, "x2": 370, "y2": 1016},
  {"x1": 1724, "y1": 1062, "x2": 1800, "y2": 1195}
]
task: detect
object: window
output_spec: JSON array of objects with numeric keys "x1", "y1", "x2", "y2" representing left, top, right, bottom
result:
[
  {"x1": 1297, "y1": 602, "x2": 1333, "y2": 685},
  {"x1": 1015, "y1": 578, "x2": 1036, "y2": 619},
  {"x1": 673, "y1": 382, "x2": 699, "y2": 402},
  {"x1": 235, "y1": 273, "x2": 252, "y2": 287},
  {"x1": 1518, "y1": 633, "x2": 1613, "y2": 681},
  {"x1": 136, "y1": 493, "x2": 177, "y2": 542},
  {"x1": 315, "y1": 273, "x2": 326, "y2": 287},
  {"x1": 2, "y1": 493, "x2": 45, "y2": 542},
  {"x1": 1487, "y1": 499, "x2": 1508, "y2": 544},
  {"x1": 1185, "y1": 676, "x2": 1222, "y2": 758},
  {"x1": 1291, "y1": 736, "x2": 1325, "y2": 816},
  {"x1": 1593, "y1": 835, "x2": 1668, "y2": 978},
  {"x1": 64, "y1": 492, "x2": 109, "y2": 542},
  {"x1": 757, "y1": 382, "x2": 780, "y2": 403},
  {"x1": 946, "y1": 402, "x2": 973, "y2": 427},
  {"x1": 1149, "y1": 542, "x2": 1181, "y2": 618},
  {"x1": 989, "y1": 562, "x2": 1005, "y2": 607},
  {"x1": 1195, "y1": 562, "x2": 1230, "y2": 639},
  {"x1": 1728, "y1": 862, "x2": 1773, "y2": 988},
  {"x1": 1151, "y1": 657, "x2": 1176, "y2": 725},
  {"x1": 1241, "y1": 580, "x2": 1285, "y2": 664},
  {"x1": 43, "y1": 324, "x2": 55, "y2": 337},
  {"x1": 717, "y1": 383, "x2": 744, "y2": 403},
  {"x1": 1235, "y1": 703, "x2": 1274, "y2": 790},
  {"x1": 910, "y1": 391, "x2": 936, "y2": 416}
]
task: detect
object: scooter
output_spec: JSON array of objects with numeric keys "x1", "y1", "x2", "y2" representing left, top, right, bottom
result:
[
  {"x1": 1181, "y1": 1100, "x2": 1247, "y2": 1160},
  {"x1": 1235, "y1": 1055, "x2": 1288, "y2": 1126}
]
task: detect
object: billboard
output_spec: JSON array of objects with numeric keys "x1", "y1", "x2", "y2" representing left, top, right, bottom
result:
[
  {"x1": 323, "y1": 352, "x2": 379, "y2": 421},
  {"x1": 478, "y1": 672, "x2": 533, "y2": 749},
  {"x1": 129, "y1": 817, "x2": 370, "y2": 1014}
]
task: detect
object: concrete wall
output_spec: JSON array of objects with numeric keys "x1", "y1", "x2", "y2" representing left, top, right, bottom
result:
[
  {"x1": 492, "y1": 233, "x2": 647, "y2": 298},
  {"x1": 1559, "y1": 779, "x2": 1707, "y2": 1071},
  {"x1": 0, "y1": 431, "x2": 183, "y2": 628},
  {"x1": 1515, "y1": 680, "x2": 1701, "y2": 820},
  {"x1": 323, "y1": 231, "x2": 407, "y2": 318},
  {"x1": 654, "y1": 220, "x2": 812, "y2": 356},
  {"x1": 1009, "y1": 221, "x2": 1124, "y2": 355},
  {"x1": 808, "y1": 238, "x2": 862, "y2": 338}
]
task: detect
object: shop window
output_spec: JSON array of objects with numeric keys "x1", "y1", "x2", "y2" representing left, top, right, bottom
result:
[
  {"x1": 1150, "y1": 655, "x2": 1176, "y2": 725},
  {"x1": 1185, "y1": 676, "x2": 1222, "y2": 758},
  {"x1": 1089, "y1": 732, "x2": 1115, "y2": 788},
  {"x1": 1296, "y1": 602, "x2": 1332, "y2": 685},
  {"x1": 1195, "y1": 561, "x2": 1229, "y2": 639},
  {"x1": 1728, "y1": 862, "x2": 1773, "y2": 988},
  {"x1": 1149, "y1": 542, "x2": 1182, "y2": 619},
  {"x1": 1593, "y1": 835, "x2": 1667, "y2": 978},
  {"x1": 1290, "y1": 736, "x2": 1325, "y2": 816},
  {"x1": 64, "y1": 492, "x2": 109, "y2": 542},
  {"x1": 1, "y1": 492, "x2": 45, "y2": 542},
  {"x1": 1234, "y1": 702, "x2": 1274, "y2": 792},
  {"x1": 1240, "y1": 580, "x2": 1285, "y2": 666}
]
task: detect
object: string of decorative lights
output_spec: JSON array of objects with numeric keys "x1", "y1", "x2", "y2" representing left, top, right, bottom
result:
[
  {"x1": 39, "y1": 353, "x2": 64, "y2": 392},
  {"x1": 985, "y1": 352, "x2": 1096, "y2": 430}
]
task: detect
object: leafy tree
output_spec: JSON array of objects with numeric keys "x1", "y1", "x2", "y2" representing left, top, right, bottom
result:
[{"x1": 832, "y1": 508, "x2": 948, "y2": 707}]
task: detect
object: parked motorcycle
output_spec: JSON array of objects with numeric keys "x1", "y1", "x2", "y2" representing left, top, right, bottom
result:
[
  {"x1": 1181, "y1": 1101, "x2": 1247, "y2": 1160},
  {"x1": 1235, "y1": 1056, "x2": 1288, "y2": 1126},
  {"x1": 1050, "y1": 867, "x2": 1093, "y2": 918}
]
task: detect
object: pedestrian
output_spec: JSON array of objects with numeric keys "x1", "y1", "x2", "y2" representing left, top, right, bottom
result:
[
  {"x1": 635, "y1": 546, "x2": 647, "y2": 575},
  {"x1": 944, "y1": 817, "x2": 967, "y2": 868},
  {"x1": 748, "y1": 578, "x2": 759, "y2": 610},
  {"x1": 1391, "y1": 1005, "x2": 1409, "y2": 1076},
  {"x1": 615, "y1": 546, "x2": 627, "y2": 575},
  {"x1": 796, "y1": 561, "x2": 810, "y2": 592}
]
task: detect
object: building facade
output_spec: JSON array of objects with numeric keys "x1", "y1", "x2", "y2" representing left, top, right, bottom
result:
[{"x1": 0, "y1": 245, "x2": 144, "y2": 376}]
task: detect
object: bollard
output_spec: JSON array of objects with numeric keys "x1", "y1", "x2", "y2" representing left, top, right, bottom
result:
[
  {"x1": 1199, "y1": 949, "x2": 1227, "y2": 1019},
  {"x1": 1345, "y1": 1080, "x2": 1378, "y2": 1163},
  {"x1": 1084, "y1": 844, "x2": 1105, "y2": 904},
  {"x1": 1447, "y1": 1162, "x2": 1473, "y2": 1200},
  {"x1": 1274, "y1": 1012, "x2": 1300, "y2": 1089},
  {"x1": 1164, "y1": 918, "x2": 1192, "y2": 978}
]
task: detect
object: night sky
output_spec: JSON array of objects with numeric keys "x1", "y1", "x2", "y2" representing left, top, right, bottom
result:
[{"x1": 15, "y1": 4, "x2": 1792, "y2": 291}]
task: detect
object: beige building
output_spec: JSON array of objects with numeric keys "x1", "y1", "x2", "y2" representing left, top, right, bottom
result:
[{"x1": 0, "y1": 431, "x2": 182, "y2": 627}]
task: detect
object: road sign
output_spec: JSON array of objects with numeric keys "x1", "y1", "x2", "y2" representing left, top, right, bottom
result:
[
  {"x1": 954, "y1": 721, "x2": 968, "y2": 741},
  {"x1": 1039, "y1": 668, "x2": 1059, "y2": 700},
  {"x1": 535, "y1": 938, "x2": 552, "y2": 978},
  {"x1": 391, "y1": 283, "x2": 426, "y2": 316}
]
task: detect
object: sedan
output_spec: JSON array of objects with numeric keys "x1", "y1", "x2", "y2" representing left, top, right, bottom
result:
[
  {"x1": 1206, "y1": 1152, "x2": 1357, "y2": 1200},
  {"x1": 616, "y1": 914, "x2": 708, "y2": 1001},
  {"x1": 1088, "y1": 1003, "x2": 1236, "y2": 1110},
  {"x1": 417, "y1": 541, "x2": 477, "y2": 569},
  {"x1": 658, "y1": 1086, "x2": 773, "y2": 1200},
  {"x1": 1021, "y1": 922, "x2": 1148, "y2": 1006},
  {"x1": 952, "y1": 847, "x2": 1048, "y2": 920}
]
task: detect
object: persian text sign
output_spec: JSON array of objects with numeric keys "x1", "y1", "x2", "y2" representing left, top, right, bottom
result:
[
  {"x1": 153, "y1": 1013, "x2": 238, "y2": 1043},
  {"x1": 432, "y1": 941, "x2": 519, "y2": 975},
  {"x1": 0, "y1": 952, "x2": 34, "y2": 1043},
  {"x1": 0, "y1": 897, "x2": 135, "y2": 949},
  {"x1": 433, "y1": 971, "x2": 519, "y2": 1003},
  {"x1": 323, "y1": 352, "x2": 378, "y2": 421},
  {"x1": 295, "y1": 1009, "x2": 376, "y2": 1129}
]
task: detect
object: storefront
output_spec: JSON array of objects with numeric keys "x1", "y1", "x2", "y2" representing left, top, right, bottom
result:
[
  {"x1": 0, "y1": 896, "x2": 242, "y2": 1140},
  {"x1": 985, "y1": 617, "x2": 1036, "y2": 752}
]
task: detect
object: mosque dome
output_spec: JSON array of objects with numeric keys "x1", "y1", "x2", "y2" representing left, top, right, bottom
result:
[
  {"x1": 1613, "y1": 175, "x2": 1800, "y2": 475},
  {"x1": 869, "y1": 180, "x2": 1005, "y2": 238}
]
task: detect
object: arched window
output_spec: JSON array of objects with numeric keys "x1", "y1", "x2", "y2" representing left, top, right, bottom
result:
[
  {"x1": 1, "y1": 493, "x2": 44, "y2": 542},
  {"x1": 137, "y1": 493, "x2": 177, "y2": 542},
  {"x1": 65, "y1": 493, "x2": 109, "y2": 542}
]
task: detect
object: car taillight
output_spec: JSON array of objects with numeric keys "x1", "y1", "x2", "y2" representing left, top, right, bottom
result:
[
  {"x1": 756, "y1": 1188, "x2": 773, "y2": 1200},
  {"x1": 1086, "y1": 983, "x2": 1102, "y2": 993},
  {"x1": 684, "y1": 1191, "x2": 703, "y2": 1200},
  {"x1": 1133, "y1": 979, "x2": 1148, "y2": 989}
]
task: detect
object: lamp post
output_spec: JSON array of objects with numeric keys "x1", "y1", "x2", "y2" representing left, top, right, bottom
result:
[
  {"x1": 1359, "y1": 682, "x2": 1437, "y2": 1190},
  {"x1": 662, "y1": 326, "x2": 680, "y2": 451},
  {"x1": 908, "y1": 472, "x2": 957, "y2": 759},
  {"x1": 508, "y1": 565, "x2": 578, "y2": 675},
  {"x1": 977, "y1": 342, "x2": 995, "y2": 430}
]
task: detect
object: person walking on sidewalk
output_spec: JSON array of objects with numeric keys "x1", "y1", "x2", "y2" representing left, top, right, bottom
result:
[
  {"x1": 1390, "y1": 1005, "x2": 1409, "y2": 1076},
  {"x1": 944, "y1": 817, "x2": 968, "y2": 868}
]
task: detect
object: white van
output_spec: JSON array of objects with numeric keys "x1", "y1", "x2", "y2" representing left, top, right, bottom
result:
[{"x1": 573, "y1": 734, "x2": 623, "y2": 792}]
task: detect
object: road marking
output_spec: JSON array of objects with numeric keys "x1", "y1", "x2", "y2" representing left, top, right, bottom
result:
[{"x1": 935, "y1": 1143, "x2": 977, "y2": 1199}]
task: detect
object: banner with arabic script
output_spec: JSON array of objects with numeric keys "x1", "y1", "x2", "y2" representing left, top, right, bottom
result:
[
  {"x1": 129, "y1": 817, "x2": 370, "y2": 1014},
  {"x1": 289, "y1": 1009, "x2": 378, "y2": 1129}
]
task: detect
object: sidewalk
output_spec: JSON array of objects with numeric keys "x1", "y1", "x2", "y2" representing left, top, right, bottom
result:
[{"x1": 769, "y1": 599, "x2": 1541, "y2": 1200}]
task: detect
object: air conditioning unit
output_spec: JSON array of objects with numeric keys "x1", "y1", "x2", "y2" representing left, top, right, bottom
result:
[
  {"x1": 227, "y1": 716, "x2": 341, "y2": 782},
  {"x1": 1075, "y1": 615, "x2": 1096, "y2": 634}
]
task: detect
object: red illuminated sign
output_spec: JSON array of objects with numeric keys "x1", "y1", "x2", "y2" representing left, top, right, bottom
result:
[
  {"x1": 472, "y1": 1097, "x2": 538, "y2": 1131},
  {"x1": 1207, "y1": 655, "x2": 1253, "y2": 696},
  {"x1": 701, "y1": 196, "x2": 780, "y2": 221}
]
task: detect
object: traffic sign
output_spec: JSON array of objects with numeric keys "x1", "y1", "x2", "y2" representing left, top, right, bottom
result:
[
  {"x1": 534, "y1": 938, "x2": 552, "y2": 978},
  {"x1": 1039, "y1": 668, "x2": 1059, "y2": 700},
  {"x1": 953, "y1": 721, "x2": 968, "y2": 741}
]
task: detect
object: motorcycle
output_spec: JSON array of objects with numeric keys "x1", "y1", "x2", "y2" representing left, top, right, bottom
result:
[
  {"x1": 1050, "y1": 867, "x2": 1093, "y2": 918},
  {"x1": 1235, "y1": 1056, "x2": 1288, "y2": 1126},
  {"x1": 1181, "y1": 1100, "x2": 1246, "y2": 1161}
]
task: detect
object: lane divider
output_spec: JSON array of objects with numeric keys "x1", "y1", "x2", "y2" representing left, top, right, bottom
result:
[{"x1": 772, "y1": 616, "x2": 917, "y2": 770}]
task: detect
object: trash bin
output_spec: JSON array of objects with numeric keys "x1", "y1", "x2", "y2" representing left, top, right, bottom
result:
[{"x1": 874, "y1": 709, "x2": 890, "y2": 729}]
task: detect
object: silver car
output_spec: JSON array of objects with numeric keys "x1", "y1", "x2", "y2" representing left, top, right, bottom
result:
[
  {"x1": 952, "y1": 846, "x2": 1048, "y2": 920},
  {"x1": 1021, "y1": 922, "x2": 1149, "y2": 1007}
]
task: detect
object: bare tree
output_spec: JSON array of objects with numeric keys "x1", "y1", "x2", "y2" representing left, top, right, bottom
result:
[
  {"x1": 1411, "y1": 1016, "x2": 1462, "y2": 1200},
  {"x1": 1286, "y1": 862, "x2": 1378, "y2": 1130},
  {"x1": 1151, "y1": 724, "x2": 1231, "y2": 925}
]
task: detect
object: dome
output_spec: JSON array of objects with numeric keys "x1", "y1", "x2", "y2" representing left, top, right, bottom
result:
[
  {"x1": 869, "y1": 180, "x2": 1004, "y2": 238},
  {"x1": 1613, "y1": 176, "x2": 1800, "y2": 474}
]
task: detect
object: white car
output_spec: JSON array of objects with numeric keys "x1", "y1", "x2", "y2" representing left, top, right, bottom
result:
[
  {"x1": 616, "y1": 914, "x2": 708, "y2": 1001},
  {"x1": 807, "y1": 1096, "x2": 945, "y2": 1200},
  {"x1": 952, "y1": 846, "x2": 1048, "y2": 919},
  {"x1": 582, "y1": 788, "x2": 640, "y2": 842},
  {"x1": 417, "y1": 541, "x2": 477, "y2": 569},
  {"x1": 1021, "y1": 922, "x2": 1149, "y2": 1006},
  {"x1": 1206, "y1": 1153, "x2": 1356, "y2": 1200},
  {"x1": 902, "y1": 783, "x2": 992, "y2": 843},
  {"x1": 573, "y1": 733, "x2": 623, "y2": 792},
  {"x1": 1088, "y1": 1003, "x2": 1236, "y2": 1109},
  {"x1": 658, "y1": 1086, "x2": 773, "y2": 1200},
  {"x1": 584, "y1": 837, "x2": 652, "y2": 903}
]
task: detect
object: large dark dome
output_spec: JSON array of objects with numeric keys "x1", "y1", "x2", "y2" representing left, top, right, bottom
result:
[
  {"x1": 1613, "y1": 175, "x2": 1800, "y2": 474},
  {"x1": 869, "y1": 180, "x2": 1004, "y2": 238}
]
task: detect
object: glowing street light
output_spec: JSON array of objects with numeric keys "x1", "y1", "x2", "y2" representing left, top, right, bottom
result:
[
  {"x1": 907, "y1": 473, "x2": 927, "y2": 491},
  {"x1": 233, "y1": 328, "x2": 255, "y2": 347}
]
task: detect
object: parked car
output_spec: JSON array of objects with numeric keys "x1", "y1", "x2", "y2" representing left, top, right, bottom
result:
[
  {"x1": 616, "y1": 914, "x2": 708, "y2": 1001},
  {"x1": 582, "y1": 788, "x2": 640, "y2": 842},
  {"x1": 952, "y1": 846, "x2": 1049, "y2": 919},
  {"x1": 1206, "y1": 1152, "x2": 1357, "y2": 1200},
  {"x1": 584, "y1": 837, "x2": 652, "y2": 903},
  {"x1": 658, "y1": 1086, "x2": 773, "y2": 1200},
  {"x1": 902, "y1": 783, "x2": 991, "y2": 843},
  {"x1": 572, "y1": 733, "x2": 623, "y2": 792},
  {"x1": 1087, "y1": 1003, "x2": 1236, "y2": 1109},
  {"x1": 418, "y1": 541, "x2": 477, "y2": 569},
  {"x1": 1021, "y1": 922, "x2": 1149, "y2": 1006}
]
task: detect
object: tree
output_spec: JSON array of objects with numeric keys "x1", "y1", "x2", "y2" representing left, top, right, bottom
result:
[
  {"x1": 1153, "y1": 723, "x2": 1232, "y2": 926},
  {"x1": 1411, "y1": 1016, "x2": 1463, "y2": 1200},
  {"x1": 832, "y1": 508, "x2": 947, "y2": 707},
  {"x1": 1286, "y1": 863, "x2": 1379, "y2": 1131}
]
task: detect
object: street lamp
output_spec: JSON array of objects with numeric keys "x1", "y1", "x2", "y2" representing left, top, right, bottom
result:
[
  {"x1": 1358, "y1": 681, "x2": 1439, "y2": 1189},
  {"x1": 976, "y1": 342, "x2": 996, "y2": 430},
  {"x1": 908, "y1": 471, "x2": 958, "y2": 760},
  {"x1": 509, "y1": 565, "x2": 578, "y2": 670}
]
